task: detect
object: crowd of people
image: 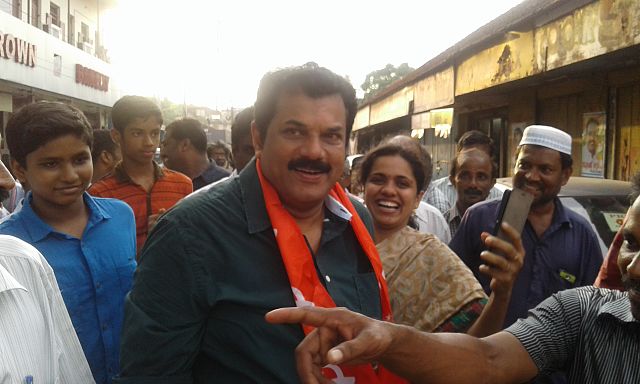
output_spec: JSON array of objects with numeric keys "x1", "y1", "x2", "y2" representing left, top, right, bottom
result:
[{"x1": 0, "y1": 63, "x2": 637, "y2": 384}]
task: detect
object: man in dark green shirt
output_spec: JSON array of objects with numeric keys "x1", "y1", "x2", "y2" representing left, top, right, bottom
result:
[{"x1": 116, "y1": 64, "x2": 384, "y2": 383}]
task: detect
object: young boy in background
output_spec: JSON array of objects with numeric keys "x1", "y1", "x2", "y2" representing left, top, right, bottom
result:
[
  {"x1": 0, "y1": 101, "x2": 136, "y2": 384},
  {"x1": 91, "y1": 129, "x2": 121, "y2": 183},
  {"x1": 89, "y1": 96, "x2": 192, "y2": 254}
]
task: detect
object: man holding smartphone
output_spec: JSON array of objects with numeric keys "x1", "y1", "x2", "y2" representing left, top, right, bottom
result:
[{"x1": 450, "y1": 125, "x2": 601, "y2": 328}]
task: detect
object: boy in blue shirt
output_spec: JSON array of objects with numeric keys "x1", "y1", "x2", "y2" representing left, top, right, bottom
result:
[{"x1": 0, "y1": 101, "x2": 136, "y2": 384}]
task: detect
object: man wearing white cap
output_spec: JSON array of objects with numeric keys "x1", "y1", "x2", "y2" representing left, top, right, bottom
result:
[{"x1": 450, "y1": 125, "x2": 601, "y2": 329}]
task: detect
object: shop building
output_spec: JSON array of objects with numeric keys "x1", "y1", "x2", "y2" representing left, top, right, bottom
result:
[
  {"x1": 353, "y1": 0, "x2": 640, "y2": 181},
  {"x1": 0, "y1": 0, "x2": 121, "y2": 162}
]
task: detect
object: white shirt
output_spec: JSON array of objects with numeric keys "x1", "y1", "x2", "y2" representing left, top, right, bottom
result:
[
  {"x1": 414, "y1": 201, "x2": 452, "y2": 243},
  {"x1": 0, "y1": 235, "x2": 95, "y2": 384}
]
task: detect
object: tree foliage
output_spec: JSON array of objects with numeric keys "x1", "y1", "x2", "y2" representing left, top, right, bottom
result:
[
  {"x1": 157, "y1": 98, "x2": 186, "y2": 125},
  {"x1": 360, "y1": 63, "x2": 414, "y2": 101}
]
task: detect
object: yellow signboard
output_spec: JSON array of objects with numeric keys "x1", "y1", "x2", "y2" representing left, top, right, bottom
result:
[
  {"x1": 413, "y1": 67, "x2": 454, "y2": 113},
  {"x1": 455, "y1": 31, "x2": 534, "y2": 96},
  {"x1": 369, "y1": 86, "x2": 414, "y2": 126},
  {"x1": 535, "y1": 0, "x2": 640, "y2": 72}
]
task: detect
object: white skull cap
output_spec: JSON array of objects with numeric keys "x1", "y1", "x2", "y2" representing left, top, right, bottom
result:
[{"x1": 519, "y1": 125, "x2": 572, "y2": 155}]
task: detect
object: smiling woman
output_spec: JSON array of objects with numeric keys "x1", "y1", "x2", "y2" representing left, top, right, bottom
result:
[{"x1": 359, "y1": 141, "x2": 522, "y2": 336}]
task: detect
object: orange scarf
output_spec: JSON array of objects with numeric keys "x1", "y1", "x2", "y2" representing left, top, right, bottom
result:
[{"x1": 257, "y1": 158, "x2": 407, "y2": 384}]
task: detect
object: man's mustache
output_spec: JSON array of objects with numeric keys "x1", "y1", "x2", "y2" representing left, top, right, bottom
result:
[
  {"x1": 514, "y1": 178, "x2": 544, "y2": 190},
  {"x1": 287, "y1": 158, "x2": 331, "y2": 173},
  {"x1": 463, "y1": 188, "x2": 483, "y2": 197}
]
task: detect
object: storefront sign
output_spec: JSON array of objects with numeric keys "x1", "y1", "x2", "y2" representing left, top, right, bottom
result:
[
  {"x1": 75, "y1": 64, "x2": 109, "y2": 91},
  {"x1": 0, "y1": 33, "x2": 36, "y2": 67},
  {"x1": 413, "y1": 67, "x2": 454, "y2": 113},
  {"x1": 456, "y1": 31, "x2": 534, "y2": 96},
  {"x1": 369, "y1": 86, "x2": 414, "y2": 126},
  {"x1": 535, "y1": 1, "x2": 640, "y2": 72}
]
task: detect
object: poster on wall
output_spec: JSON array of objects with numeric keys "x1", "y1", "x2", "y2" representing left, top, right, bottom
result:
[{"x1": 581, "y1": 112, "x2": 606, "y2": 178}]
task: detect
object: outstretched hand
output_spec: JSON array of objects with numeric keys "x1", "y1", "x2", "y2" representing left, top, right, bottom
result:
[
  {"x1": 266, "y1": 307, "x2": 394, "y2": 384},
  {"x1": 479, "y1": 222, "x2": 525, "y2": 298}
]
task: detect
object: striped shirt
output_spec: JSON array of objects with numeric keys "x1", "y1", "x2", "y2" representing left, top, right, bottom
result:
[
  {"x1": 506, "y1": 286, "x2": 640, "y2": 383},
  {"x1": 424, "y1": 176, "x2": 503, "y2": 215},
  {"x1": 0, "y1": 235, "x2": 95, "y2": 384},
  {"x1": 88, "y1": 162, "x2": 193, "y2": 253},
  {"x1": 443, "y1": 203, "x2": 463, "y2": 237}
]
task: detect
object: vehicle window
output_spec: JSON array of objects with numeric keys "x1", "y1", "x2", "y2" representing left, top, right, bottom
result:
[{"x1": 561, "y1": 196, "x2": 629, "y2": 253}]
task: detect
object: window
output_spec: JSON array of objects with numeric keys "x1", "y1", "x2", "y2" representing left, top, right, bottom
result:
[
  {"x1": 12, "y1": 0, "x2": 22, "y2": 19},
  {"x1": 31, "y1": 0, "x2": 39, "y2": 27},
  {"x1": 81, "y1": 22, "x2": 90, "y2": 43},
  {"x1": 53, "y1": 54, "x2": 62, "y2": 77},
  {"x1": 0, "y1": 1, "x2": 11, "y2": 15},
  {"x1": 50, "y1": 2, "x2": 59, "y2": 26}
]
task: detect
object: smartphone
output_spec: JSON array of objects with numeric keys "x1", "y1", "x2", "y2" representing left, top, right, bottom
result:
[{"x1": 492, "y1": 187, "x2": 534, "y2": 244}]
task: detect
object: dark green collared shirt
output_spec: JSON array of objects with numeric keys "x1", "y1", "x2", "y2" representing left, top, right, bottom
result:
[{"x1": 116, "y1": 160, "x2": 380, "y2": 384}]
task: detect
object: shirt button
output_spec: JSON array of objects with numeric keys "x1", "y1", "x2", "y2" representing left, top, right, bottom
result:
[
  {"x1": 101, "y1": 324, "x2": 108, "y2": 331},
  {"x1": 325, "y1": 275, "x2": 331, "y2": 283},
  {"x1": 96, "y1": 283, "x2": 102, "y2": 289}
]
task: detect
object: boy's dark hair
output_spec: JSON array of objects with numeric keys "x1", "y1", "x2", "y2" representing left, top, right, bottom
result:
[
  {"x1": 111, "y1": 95, "x2": 163, "y2": 133},
  {"x1": 253, "y1": 63, "x2": 357, "y2": 147},
  {"x1": 231, "y1": 106, "x2": 254, "y2": 150},
  {"x1": 91, "y1": 130, "x2": 118, "y2": 165},
  {"x1": 165, "y1": 118, "x2": 207, "y2": 153},
  {"x1": 6, "y1": 101, "x2": 93, "y2": 167}
]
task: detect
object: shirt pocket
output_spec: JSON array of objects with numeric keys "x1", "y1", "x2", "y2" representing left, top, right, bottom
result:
[
  {"x1": 353, "y1": 272, "x2": 382, "y2": 320},
  {"x1": 544, "y1": 268, "x2": 577, "y2": 298},
  {"x1": 116, "y1": 261, "x2": 136, "y2": 295},
  {"x1": 58, "y1": 282, "x2": 94, "y2": 342}
]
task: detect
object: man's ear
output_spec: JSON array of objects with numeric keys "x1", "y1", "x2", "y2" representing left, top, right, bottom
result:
[
  {"x1": 561, "y1": 166, "x2": 572, "y2": 186},
  {"x1": 100, "y1": 150, "x2": 114, "y2": 165},
  {"x1": 110, "y1": 129, "x2": 121, "y2": 146},
  {"x1": 11, "y1": 158, "x2": 27, "y2": 185},
  {"x1": 179, "y1": 138, "x2": 190, "y2": 152},
  {"x1": 251, "y1": 121, "x2": 263, "y2": 158}
]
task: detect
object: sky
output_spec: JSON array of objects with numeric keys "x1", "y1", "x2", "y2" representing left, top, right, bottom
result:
[{"x1": 102, "y1": 0, "x2": 524, "y2": 110}]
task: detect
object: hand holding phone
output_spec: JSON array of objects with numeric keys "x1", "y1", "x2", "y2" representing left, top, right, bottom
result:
[
  {"x1": 492, "y1": 187, "x2": 534, "y2": 244},
  {"x1": 479, "y1": 188, "x2": 532, "y2": 298}
]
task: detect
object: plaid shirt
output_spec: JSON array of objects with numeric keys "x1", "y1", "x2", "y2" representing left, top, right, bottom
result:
[
  {"x1": 424, "y1": 176, "x2": 503, "y2": 215},
  {"x1": 443, "y1": 203, "x2": 463, "y2": 238}
]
